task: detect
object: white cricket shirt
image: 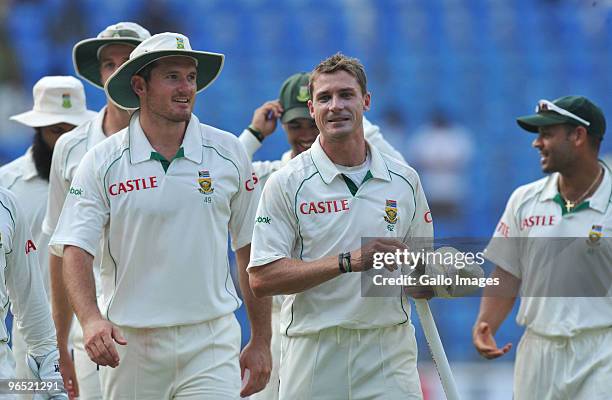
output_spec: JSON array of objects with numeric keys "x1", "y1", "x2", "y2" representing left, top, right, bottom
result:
[
  {"x1": 0, "y1": 187, "x2": 56, "y2": 357},
  {"x1": 238, "y1": 116, "x2": 406, "y2": 189},
  {"x1": 43, "y1": 107, "x2": 107, "y2": 239},
  {"x1": 249, "y1": 138, "x2": 433, "y2": 336},
  {"x1": 0, "y1": 148, "x2": 50, "y2": 294},
  {"x1": 485, "y1": 162, "x2": 612, "y2": 337},
  {"x1": 42, "y1": 107, "x2": 106, "y2": 298},
  {"x1": 50, "y1": 113, "x2": 260, "y2": 328}
]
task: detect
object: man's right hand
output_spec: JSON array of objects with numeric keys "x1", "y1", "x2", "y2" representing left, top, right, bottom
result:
[
  {"x1": 58, "y1": 348, "x2": 79, "y2": 399},
  {"x1": 351, "y1": 238, "x2": 408, "y2": 272},
  {"x1": 82, "y1": 318, "x2": 127, "y2": 368},
  {"x1": 472, "y1": 321, "x2": 512, "y2": 359},
  {"x1": 250, "y1": 100, "x2": 284, "y2": 138}
]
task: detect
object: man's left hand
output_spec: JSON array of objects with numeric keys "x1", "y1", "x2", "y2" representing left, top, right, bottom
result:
[{"x1": 239, "y1": 337, "x2": 272, "y2": 397}]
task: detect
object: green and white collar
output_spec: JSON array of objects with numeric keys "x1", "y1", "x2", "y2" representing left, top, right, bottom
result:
[
  {"x1": 309, "y1": 136, "x2": 391, "y2": 185},
  {"x1": 129, "y1": 112, "x2": 203, "y2": 164},
  {"x1": 539, "y1": 161, "x2": 612, "y2": 214}
]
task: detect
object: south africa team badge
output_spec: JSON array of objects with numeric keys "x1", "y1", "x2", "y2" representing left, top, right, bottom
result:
[
  {"x1": 587, "y1": 224, "x2": 603, "y2": 247},
  {"x1": 198, "y1": 170, "x2": 214, "y2": 194},
  {"x1": 62, "y1": 93, "x2": 72, "y2": 109},
  {"x1": 384, "y1": 199, "x2": 398, "y2": 229}
]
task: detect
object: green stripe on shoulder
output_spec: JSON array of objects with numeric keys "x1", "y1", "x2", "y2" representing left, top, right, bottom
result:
[
  {"x1": 64, "y1": 136, "x2": 88, "y2": 175},
  {"x1": 202, "y1": 144, "x2": 241, "y2": 183},
  {"x1": 0, "y1": 199, "x2": 15, "y2": 231},
  {"x1": 103, "y1": 148, "x2": 130, "y2": 203},
  {"x1": 293, "y1": 171, "x2": 319, "y2": 260},
  {"x1": 389, "y1": 170, "x2": 417, "y2": 223}
]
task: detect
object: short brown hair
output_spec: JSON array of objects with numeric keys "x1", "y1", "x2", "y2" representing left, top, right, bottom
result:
[{"x1": 309, "y1": 53, "x2": 367, "y2": 96}]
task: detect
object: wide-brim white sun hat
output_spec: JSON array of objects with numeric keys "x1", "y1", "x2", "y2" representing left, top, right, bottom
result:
[
  {"x1": 73, "y1": 22, "x2": 151, "y2": 89},
  {"x1": 10, "y1": 76, "x2": 97, "y2": 128},
  {"x1": 105, "y1": 32, "x2": 224, "y2": 110}
]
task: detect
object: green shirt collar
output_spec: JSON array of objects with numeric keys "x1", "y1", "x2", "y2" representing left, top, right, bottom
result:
[
  {"x1": 150, "y1": 147, "x2": 185, "y2": 172},
  {"x1": 310, "y1": 137, "x2": 391, "y2": 185},
  {"x1": 129, "y1": 111, "x2": 203, "y2": 164}
]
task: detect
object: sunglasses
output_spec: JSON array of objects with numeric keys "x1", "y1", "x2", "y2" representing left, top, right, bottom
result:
[
  {"x1": 536, "y1": 100, "x2": 590, "y2": 126},
  {"x1": 100, "y1": 29, "x2": 141, "y2": 39}
]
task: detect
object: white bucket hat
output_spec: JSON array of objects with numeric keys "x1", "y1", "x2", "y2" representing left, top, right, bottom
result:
[
  {"x1": 105, "y1": 32, "x2": 224, "y2": 110},
  {"x1": 73, "y1": 22, "x2": 151, "y2": 89},
  {"x1": 10, "y1": 76, "x2": 97, "y2": 128}
]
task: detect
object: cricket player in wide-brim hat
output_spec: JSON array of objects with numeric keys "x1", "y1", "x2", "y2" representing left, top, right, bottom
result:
[
  {"x1": 0, "y1": 76, "x2": 94, "y2": 395},
  {"x1": 51, "y1": 32, "x2": 272, "y2": 399},
  {"x1": 73, "y1": 22, "x2": 151, "y2": 89},
  {"x1": 45, "y1": 22, "x2": 150, "y2": 400},
  {"x1": 105, "y1": 32, "x2": 224, "y2": 110}
]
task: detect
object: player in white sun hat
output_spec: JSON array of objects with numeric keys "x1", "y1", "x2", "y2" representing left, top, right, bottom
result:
[
  {"x1": 474, "y1": 96, "x2": 612, "y2": 399},
  {"x1": 50, "y1": 32, "x2": 271, "y2": 399},
  {"x1": 42, "y1": 22, "x2": 150, "y2": 400},
  {"x1": 0, "y1": 75, "x2": 94, "y2": 397}
]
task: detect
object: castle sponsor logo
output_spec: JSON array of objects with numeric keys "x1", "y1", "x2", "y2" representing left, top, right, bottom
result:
[
  {"x1": 299, "y1": 199, "x2": 349, "y2": 215},
  {"x1": 520, "y1": 215, "x2": 555, "y2": 230},
  {"x1": 109, "y1": 176, "x2": 158, "y2": 196}
]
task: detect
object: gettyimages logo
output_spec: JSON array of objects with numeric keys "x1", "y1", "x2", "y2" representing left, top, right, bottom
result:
[{"x1": 361, "y1": 237, "x2": 612, "y2": 298}]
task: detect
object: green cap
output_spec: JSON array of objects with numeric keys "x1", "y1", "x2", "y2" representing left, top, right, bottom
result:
[
  {"x1": 279, "y1": 73, "x2": 312, "y2": 123},
  {"x1": 517, "y1": 95, "x2": 606, "y2": 139}
]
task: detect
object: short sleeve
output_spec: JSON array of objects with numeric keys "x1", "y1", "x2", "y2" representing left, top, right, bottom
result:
[
  {"x1": 249, "y1": 171, "x2": 297, "y2": 268},
  {"x1": 483, "y1": 191, "x2": 523, "y2": 278},
  {"x1": 408, "y1": 175, "x2": 434, "y2": 240},
  {"x1": 4, "y1": 195, "x2": 57, "y2": 357},
  {"x1": 42, "y1": 137, "x2": 71, "y2": 236},
  {"x1": 238, "y1": 129, "x2": 263, "y2": 161},
  {"x1": 228, "y1": 145, "x2": 261, "y2": 251},
  {"x1": 48, "y1": 150, "x2": 108, "y2": 257}
]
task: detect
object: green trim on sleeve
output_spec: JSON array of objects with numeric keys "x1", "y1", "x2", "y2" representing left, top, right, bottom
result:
[
  {"x1": 389, "y1": 171, "x2": 417, "y2": 222},
  {"x1": 201, "y1": 145, "x2": 241, "y2": 183},
  {"x1": 103, "y1": 148, "x2": 130, "y2": 204}
]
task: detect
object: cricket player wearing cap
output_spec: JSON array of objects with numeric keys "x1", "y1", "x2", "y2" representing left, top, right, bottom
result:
[
  {"x1": 240, "y1": 72, "x2": 406, "y2": 400},
  {"x1": 239, "y1": 72, "x2": 406, "y2": 181},
  {"x1": 249, "y1": 53, "x2": 432, "y2": 399},
  {"x1": 0, "y1": 76, "x2": 95, "y2": 394},
  {"x1": 474, "y1": 96, "x2": 612, "y2": 399},
  {"x1": 0, "y1": 186, "x2": 67, "y2": 399},
  {"x1": 50, "y1": 32, "x2": 271, "y2": 399},
  {"x1": 42, "y1": 22, "x2": 150, "y2": 399}
]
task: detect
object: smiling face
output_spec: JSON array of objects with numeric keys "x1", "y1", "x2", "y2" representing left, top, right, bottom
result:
[
  {"x1": 133, "y1": 56, "x2": 197, "y2": 123},
  {"x1": 283, "y1": 117, "x2": 319, "y2": 156},
  {"x1": 308, "y1": 70, "x2": 370, "y2": 142},
  {"x1": 99, "y1": 43, "x2": 135, "y2": 86},
  {"x1": 532, "y1": 124, "x2": 577, "y2": 173}
]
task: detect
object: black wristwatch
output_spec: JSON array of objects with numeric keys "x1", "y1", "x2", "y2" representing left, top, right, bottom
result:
[{"x1": 247, "y1": 125, "x2": 265, "y2": 142}]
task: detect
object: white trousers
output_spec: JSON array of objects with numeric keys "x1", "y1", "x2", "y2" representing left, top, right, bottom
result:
[
  {"x1": 279, "y1": 323, "x2": 423, "y2": 400},
  {"x1": 515, "y1": 327, "x2": 612, "y2": 399},
  {"x1": 100, "y1": 313, "x2": 242, "y2": 399}
]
